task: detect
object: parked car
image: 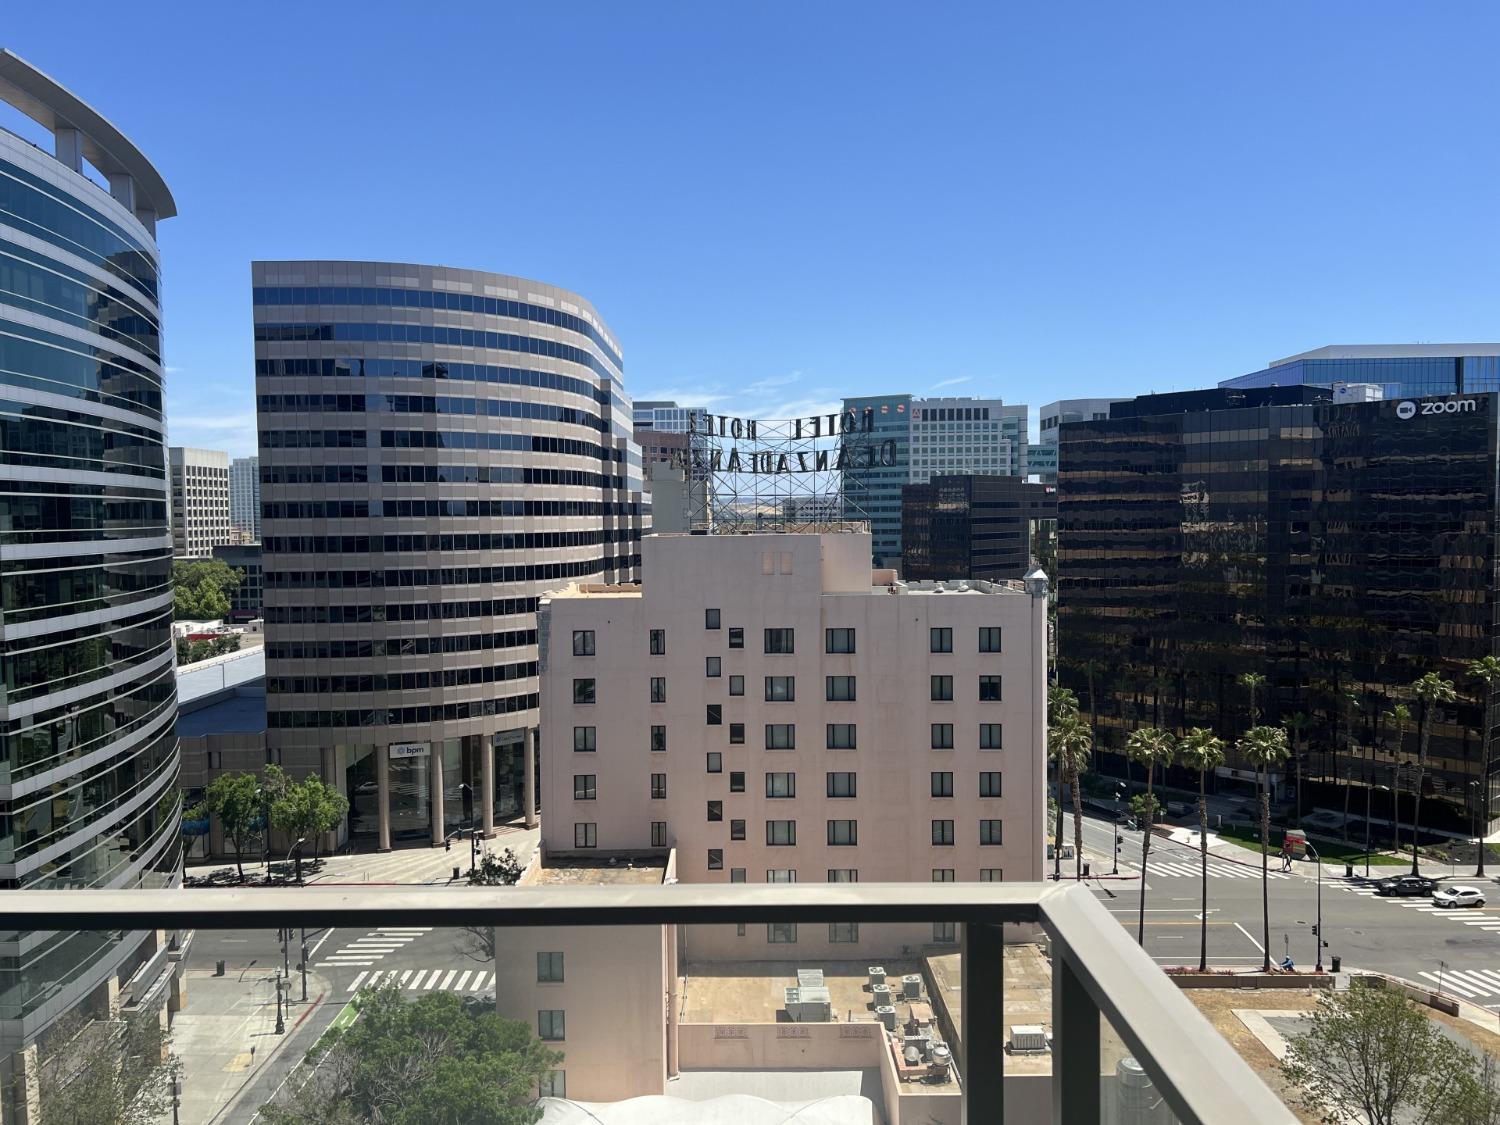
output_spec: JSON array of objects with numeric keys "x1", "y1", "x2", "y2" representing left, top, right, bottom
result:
[
  {"x1": 1375, "y1": 874, "x2": 1439, "y2": 897},
  {"x1": 1433, "y1": 886, "x2": 1487, "y2": 909}
]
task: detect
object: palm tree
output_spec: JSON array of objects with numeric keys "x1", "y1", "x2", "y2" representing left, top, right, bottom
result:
[
  {"x1": 1178, "y1": 728, "x2": 1226, "y2": 972},
  {"x1": 1379, "y1": 703, "x2": 1412, "y2": 853},
  {"x1": 1049, "y1": 689, "x2": 1081, "y2": 879},
  {"x1": 1284, "y1": 711, "x2": 1309, "y2": 823},
  {"x1": 1410, "y1": 672, "x2": 1457, "y2": 875},
  {"x1": 1238, "y1": 725, "x2": 1290, "y2": 972},
  {"x1": 1124, "y1": 727, "x2": 1177, "y2": 945},
  {"x1": 1239, "y1": 671, "x2": 1267, "y2": 725},
  {"x1": 1052, "y1": 713, "x2": 1093, "y2": 881},
  {"x1": 1465, "y1": 656, "x2": 1500, "y2": 877}
]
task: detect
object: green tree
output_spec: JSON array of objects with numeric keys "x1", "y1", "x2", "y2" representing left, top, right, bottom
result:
[
  {"x1": 462, "y1": 849, "x2": 525, "y2": 963},
  {"x1": 1048, "y1": 689, "x2": 1081, "y2": 879},
  {"x1": 1051, "y1": 712, "x2": 1092, "y2": 882},
  {"x1": 190, "y1": 771, "x2": 262, "y2": 880},
  {"x1": 1178, "y1": 727, "x2": 1226, "y2": 972},
  {"x1": 1238, "y1": 725, "x2": 1290, "y2": 972},
  {"x1": 171, "y1": 558, "x2": 243, "y2": 620},
  {"x1": 270, "y1": 775, "x2": 350, "y2": 880},
  {"x1": 32, "y1": 1000, "x2": 179, "y2": 1125},
  {"x1": 1281, "y1": 982, "x2": 1498, "y2": 1125},
  {"x1": 260, "y1": 984, "x2": 560, "y2": 1125},
  {"x1": 1411, "y1": 673, "x2": 1458, "y2": 874},
  {"x1": 1466, "y1": 656, "x2": 1500, "y2": 878},
  {"x1": 1124, "y1": 726, "x2": 1176, "y2": 944}
]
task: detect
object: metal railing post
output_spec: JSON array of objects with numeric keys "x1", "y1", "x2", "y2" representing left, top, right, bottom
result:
[
  {"x1": 962, "y1": 921, "x2": 1005, "y2": 1124},
  {"x1": 1052, "y1": 952, "x2": 1100, "y2": 1125}
]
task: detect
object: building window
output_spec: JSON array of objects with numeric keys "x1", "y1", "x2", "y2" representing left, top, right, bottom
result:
[
  {"x1": 767, "y1": 869, "x2": 797, "y2": 883},
  {"x1": 930, "y1": 627, "x2": 952, "y2": 653},
  {"x1": 650, "y1": 774, "x2": 666, "y2": 799},
  {"x1": 766, "y1": 820, "x2": 797, "y2": 845},
  {"x1": 728, "y1": 627, "x2": 744, "y2": 648},
  {"x1": 829, "y1": 922, "x2": 859, "y2": 943},
  {"x1": 980, "y1": 868, "x2": 1003, "y2": 882},
  {"x1": 731, "y1": 819, "x2": 746, "y2": 840},
  {"x1": 931, "y1": 771, "x2": 953, "y2": 798},
  {"x1": 573, "y1": 726, "x2": 596, "y2": 752},
  {"x1": 707, "y1": 752, "x2": 722, "y2": 773},
  {"x1": 826, "y1": 724, "x2": 857, "y2": 750},
  {"x1": 539, "y1": 1010, "x2": 566, "y2": 1041},
  {"x1": 537, "y1": 952, "x2": 564, "y2": 983},
  {"x1": 573, "y1": 679, "x2": 595, "y2": 705},
  {"x1": 826, "y1": 676, "x2": 856, "y2": 702},
  {"x1": 765, "y1": 676, "x2": 795, "y2": 702},
  {"x1": 767, "y1": 922, "x2": 797, "y2": 944},
  {"x1": 706, "y1": 608, "x2": 721, "y2": 630},
  {"x1": 706, "y1": 656, "x2": 721, "y2": 678},
  {"x1": 650, "y1": 677, "x2": 666, "y2": 703},
  {"x1": 931, "y1": 723, "x2": 954, "y2": 749},
  {"x1": 764, "y1": 628, "x2": 795, "y2": 654},
  {"x1": 650, "y1": 628, "x2": 666, "y2": 655},
  {"x1": 766, "y1": 772, "x2": 796, "y2": 798},
  {"x1": 707, "y1": 704, "x2": 723, "y2": 726},
  {"x1": 651, "y1": 725, "x2": 667, "y2": 752},
  {"x1": 707, "y1": 800, "x2": 723, "y2": 822},
  {"x1": 931, "y1": 820, "x2": 954, "y2": 846},
  {"x1": 539, "y1": 1071, "x2": 566, "y2": 1098},
  {"x1": 932, "y1": 868, "x2": 955, "y2": 882},
  {"x1": 826, "y1": 628, "x2": 856, "y2": 654},
  {"x1": 933, "y1": 922, "x2": 958, "y2": 944},
  {"x1": 651, "y1": 821, "x2": 667, "y2": 847},
  {"x1": 730, "y1": 722, "x2": 745, "y2": 744},
  {"x1": 980, "y1": 819, "x2": 1003, "y2": 845},
  {"x1": 979, "y1": 675, "x2": 1002, "y2": 702},
  {"x1": 729, "y1": 674, "x2": 744, "y2": 696},
  {"x1": 573, "y1": 775, "x2": 596, "y2": 801},
  {"x1": 931, "y1": 675, "x2": 954, "y2": 701},
  {"x1": 826, "y1": 772, "x2": 857, "y2": 798},
  {"x1": 827, "y1": 820, "x2": 858, "y2": 846},
  {"x1": 707, "y1": 848, "x2": 723, "y2": 870},
  {"x1": 729, "y1": 771, "x2": 746, "y2": 793},
  {"x1": 765, "y1": 724, "x2": 796, "y2": 750},
  {"x1": 979, "y1": 627, "x2": 1002, "y2": 653},
  {"x1": 736, "y1": 923, "x2": 747, "y2": 936},
  {"x1": 827, "y1": 869, "x2": 858, "y2": 882},
  {"x1": 731, "y1": 868, "x2": 746, "y2": 883},
  {"x1": 980, "y1": 724, "x2": 1002, "y2": 750},
  {"x1": 980, "y1": 771, "x2": 1002, "y2": 798},
  {"x1": 572, "y1": 630, "x2": 595, "y2": 657},
  {"x1": 574, "y1": 823, "x2": 596, "y2": 849}
]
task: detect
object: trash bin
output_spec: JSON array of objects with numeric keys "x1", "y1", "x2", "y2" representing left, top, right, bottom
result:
[
  {"x1": 1082, "y1": 862, "x2": 1091, "y2": 878},
  {"x1": 1331, "y1": 955, "x2": 1341, "y2": 973},
  {"x1": 215, "y1": 959, "x2": 225, "y2": 977},
  {"x1": 452, "y1": 865, "x2": 461, "y2": 881},
  {"x1": 1345, "y1": 863, "x2": 1353, "y2": 878}
]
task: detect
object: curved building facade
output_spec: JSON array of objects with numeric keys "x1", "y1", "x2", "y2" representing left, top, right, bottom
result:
[
  {"x1": 253, "y1": 261, "x2": 644, "y2": 847},
  {"x1": 0, "y1": 49, "x2": 181, "y2": 1060}
]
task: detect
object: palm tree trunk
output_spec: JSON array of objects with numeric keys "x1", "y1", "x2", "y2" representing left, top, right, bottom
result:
[
  {"x1": 1260, "y1": 771, "x2": 1272, "y2": 972},
  {"x1": 1198, "y1": 770, "x2": 1209, "y2": 972},
  {"x1": 1412, "y1": 711, "x2": 1429, "y2": 876},
  {"x1": 1138, "y1": 776, "x2": 1154, "y2": 945},
  {"x1": 1070, "y1": 766, "x2": 1085, "y2": 881},
  {"x1": 1054, "y1": 781, "x2": 1064, "y2": 881}
]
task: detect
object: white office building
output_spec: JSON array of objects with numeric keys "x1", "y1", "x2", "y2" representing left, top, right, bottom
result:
[
  {"x1": 229, "y1": 455, "x2": 260, "y2": 541},
  {"x1": 169, "y1": 446, "x2": 232, "y2": 557}
]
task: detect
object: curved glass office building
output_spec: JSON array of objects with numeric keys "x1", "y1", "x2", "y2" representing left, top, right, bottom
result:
[
  {"x1": 254, "y1": 261, "x2": 644, "y2": 848},
  {"x1": 0, "y1": 49, "x2": 181, "y2": 1065}
]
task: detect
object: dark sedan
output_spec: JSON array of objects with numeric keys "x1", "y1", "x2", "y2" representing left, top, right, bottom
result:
[{"x1": 1374, "y1": 874, "x2": 1439, "y2": 897}]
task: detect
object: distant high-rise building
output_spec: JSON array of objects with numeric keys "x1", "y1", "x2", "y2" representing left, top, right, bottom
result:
[
  {"x1": 229, "y1": 455, "x2": 260, "y2": 540},
  {"x1": 839, "y1": 394, "x2": 912, "y2": 567},
  {"x1": 1033, "y1": 398, "x2": 1126, "y2": 485},
  {"x1": 1219, "y1": 343, "x2": 1500, "y2": 400},
  {"x1": 169, "y1": 447, "x2": 231, "y2": 557},
  {"x1": 902, "y1": 475, "x2": 1057, "y2": 582}
]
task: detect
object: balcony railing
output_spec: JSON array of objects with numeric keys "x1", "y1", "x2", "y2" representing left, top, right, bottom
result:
[{"x1": 6, "y1": 881, "x2": 1292, "y2": 1124}]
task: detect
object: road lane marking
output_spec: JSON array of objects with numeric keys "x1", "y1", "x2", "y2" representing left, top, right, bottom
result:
[
  {"x1": 349, "y1": 971, "x2": 369, "y2": 991},
  {"x1": 1233, "y1": 922, "x2": 1265, "y2": 953},
  {"x1": 454, "y1": 970, "x2": 473, "y2": 991},
  {"x1": 439, "y1": 970, "x2": 458, "y2": 990}
]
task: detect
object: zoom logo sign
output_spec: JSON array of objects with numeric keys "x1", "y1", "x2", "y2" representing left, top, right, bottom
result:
[{"x1": 1397, "y1": 398, "x2": 1477, "y2": 420}]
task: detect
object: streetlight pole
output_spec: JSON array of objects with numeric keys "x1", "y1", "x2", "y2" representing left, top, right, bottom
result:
[
  {"x1": 1112, "y1": 786, "x2": 1123, "y2": 876},
  {"x1": 280, "y1": 927, "x2": 290, "y2": 978},
  {"x1": 299, "y1": 926, "x2": 308, "y2": 1002},
  {"x1": 1471, "y1": 781, "x2": 1487, "y2": 878},
  {"x1": 274, "y1": 972, "x2": 285, "y2": 1034},
  {"x1": 1305, "y1": 841, "x2": 1325, "y2": 972}
]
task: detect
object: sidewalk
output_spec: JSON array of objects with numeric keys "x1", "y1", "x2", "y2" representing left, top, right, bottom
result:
[{"x1": 1160, "y1": 825, "x2": 1496, "y2": 884}]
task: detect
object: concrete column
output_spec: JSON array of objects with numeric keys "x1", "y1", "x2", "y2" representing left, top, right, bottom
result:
[
  {"x1": 430, "y1": 745, "x2": 446, "y2": 847},
  {"x1": 523, "y1": 727, "x2": 538, "y2": 829},
  {"x1": 86, "y1": 974, "x2": 120, "y2": 1021},
  {"x1": 481, "y1": 738, "x2": 496, "y2": 838},
  {"x1": 5, "y1": 1043, "x2": 40, "y2": 1125},
  {"x1": 106, "y1": 172, "x2": 136, "y2": 210},
  {"x1": 1052, "y1": 954, "x2": 1101, "y2": 1125},
  {"x1": 376, "y1": 746, "x2": 391, "y2": 852},
  {"x1": 961, "y1": 922, "x2": 1005, "y2": 1123},
  {"x1": 52, "y1": 127, "x2": 83, "y2": 172},
  {"x1": 170, "y1": 964, "x2": 189, "y2": 1013}
]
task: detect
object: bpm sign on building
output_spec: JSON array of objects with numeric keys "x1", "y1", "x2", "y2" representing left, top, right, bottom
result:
[{"x1": 388, "y1": 741, "x2": 431, "y2": 759}]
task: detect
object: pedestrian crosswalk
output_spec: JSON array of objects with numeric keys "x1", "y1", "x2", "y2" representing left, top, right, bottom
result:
[
  {"x1": 318, "y1": 927, "x2": 434, "y2": 967},
  {"x1": 1142, "y1": 860, "x2": 1291, "y2": 880},
  {"x1": 1417, "y1": 967, "x2": 1500, "y2": 1000},
  {"x1": 347, "y1": 967, "x2": 495, "y2": 994},
  {"x1": 1332, "y1": 882, "x2": 1500, "y2": 931}
]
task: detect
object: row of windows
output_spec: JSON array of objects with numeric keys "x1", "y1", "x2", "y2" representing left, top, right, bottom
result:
[
  {"x1": 268, "y1": 660, "x2": 536, "y2": 695},
  {"x1": 570, "y1": 770, "x2": 1001, "y2": 801},
  {"x1": 570, "y1": 819, "x2": 1003, "y2": 848},
  {"x1": 267, "y1": 627, "x2": 532, "y2": 658},
  {"x1": 263, "y1": 533, "x2": 636, "y2": 557},
  {"x1": 254, "y1": 356, "x2": 604, "y2": 405},
  {"x1": 573, "y1": 669, "x2": 1001, "y2": 704},
  {"x1": 264, "y1": 556, "x2": 623, "y2": 593},
  {"x1": 251, "y1": 286, "x2": 623, "y2": 372},
  {"x1": 259, "y1": 463, "x2": 618, "y2": 490},
  {"x1": 0, "y1": 243, "x2": 161, "y2": 360},
  {"x1": 267, "y1": 691, "x2": 538, "y2": 728},
  {"x1": 262, "y1": 498, "x2": 635, "y2": 521},
  {"x1": 574, "y1": 623, "x2": 1001, "y2": 657},
  {"x1": 568, "y1": 721, "x2": 1002, "y2": 751},
  {"x1": 256, "y1": 393, "x2": 603, "y2": 432},
  {"x1": 0, "y1": 319, "x2": 163, "y2": 420},
  {"x1": 264, "y1": 601, "x2": 534, "y2": 625}
]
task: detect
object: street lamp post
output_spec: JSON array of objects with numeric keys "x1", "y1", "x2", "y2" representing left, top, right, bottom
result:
[
  {"x1": 299, "y1": 926, "x2": 308, "y2": 1002},
  {"x1": 1470, "y1": 781, "x2": 1487, "y2": 879},
  {"x1": 285, "y1": 837, "x2": 306, "y2": 885},
  {"x1": 1112, "y1": 785, "x2": 1124, "y2": 875},
  {"x1": 1304, "y1": 841, "x2": 1325, "y2": 972},
  {"x1": 1366, "y1": 784, "x2": 1390, "y2": 879},
  {"x1": 274, "y1": 972, "x2": 285, "y2": 1035}
]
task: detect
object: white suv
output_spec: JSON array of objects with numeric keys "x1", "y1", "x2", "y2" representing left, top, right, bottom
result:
[{"x1": 1432, "y1": 886, "x2": 1487, "y2": 909}]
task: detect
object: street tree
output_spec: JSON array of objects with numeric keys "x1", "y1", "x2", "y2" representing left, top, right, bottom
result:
[
  {"x1": 189, "y1": 771, "x2": 262, "y2": 880},
  {"x1": 1049, "y1": 710, "x2": 1092, "y2": 881},
  {"x1": 33, "y1": 1001, "x2": 179, "y2": 1125},
  {"x1": 260, "y1": 983, "x2": 559, "y2": 1125},
  {"x1": 1048, "y1": 689, "x2": 1081, "y2": 879},
  {"x1": 1178, "y1": 727, "x2": 1226, "y2": 972},
  {"x1": 461, "y1": 848, "x2": 526, "y2": 963},
  {"x1": 1411, "y1": 672, "x2": 1458, "y2": 875},
  {"x1": 1281, "y1": 982, "x2": 1498, "y2": 1125},
  {"x1": 270, "y1": 775, "x2": 350, "y2": 880},
  {"x1": 171, "y1": 558, "x2": 242, "y2": 620},
  {"x1": 1123, "y1": 726, "x2": 1176, "y2": 945},
  {"x1": 1466, "y1": 656, "x2": 1500, "y2": 877},
  {"x1": 1238, "y1": 724, "x2": 1289, "y2": 972},
  {"x1": 1079, "y1": 657, "x2": 1106, "y2": 768}
]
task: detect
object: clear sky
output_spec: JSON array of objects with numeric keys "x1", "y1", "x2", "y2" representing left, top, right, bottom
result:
[{"x1": 6, "y1": 2, "x2": 1499, "y2": 455}]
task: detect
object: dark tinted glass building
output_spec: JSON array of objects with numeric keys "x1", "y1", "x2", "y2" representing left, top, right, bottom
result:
[
  {"x1": 902, "y1": 475, "x2": 1057, "y2": 582},
  {"x1": 1221, "y1": 343, "x2": 1500, "y2": 400},
  {"x1": 1058, "y1": 388, "x2": 1499, "y2": 833}
]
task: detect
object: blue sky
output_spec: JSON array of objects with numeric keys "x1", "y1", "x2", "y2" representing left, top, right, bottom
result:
[{"x1": 6, "y1": 2, "x2": 1500, "y2": 455}]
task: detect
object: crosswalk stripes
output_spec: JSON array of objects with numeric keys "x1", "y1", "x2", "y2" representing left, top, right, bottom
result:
[
  {"x1": 1418, "y1": 968, "x2": 1500, "y2": 1000},
  {"x1": 318, "y1": 927, "x2": 434, "y2": 966},
  {"x1": 347, "y1": 968, "x2": 496, "y2": 994},
  {"x1": 1142, "y1": 860, "x2": 1291, "y2": 880}
]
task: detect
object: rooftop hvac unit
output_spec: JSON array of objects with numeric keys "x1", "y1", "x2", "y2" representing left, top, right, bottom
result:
[
  {"x1": 1009, "y1": 1024, "x2": 1051, "y2": 1054},
  {"x1": 783, "y1": 985, "x2": 832, "y2": 1022},
  {"x1": 868, "y1": 966, "x2": 886, "y2": 988},
  {"x1": 872, "y1": 983, "x2": 892, "y2": 1008},
  {"x1": 903, "y1": 1045, "x2": 922, "y2": 1066},
  {"x1": 797, "y1": 968, "x2": 825, "y2": 989},
  {"x1": 901, "y1": 974, "x2": 922, "y2": 999},
  {"x1": 930, "y1": 1044, "x2": 953, "y2": 1081},
  {"x1": 875, "y1": 1004, "x2": 897, "y2": 1030}
]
